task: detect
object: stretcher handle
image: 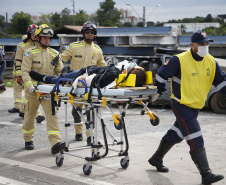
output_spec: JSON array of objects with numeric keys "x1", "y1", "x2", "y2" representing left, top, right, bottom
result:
[
  {"x1": 78, "y1": 79, "x2": 88, "y2": 93},
  {"x1": 56, "y1": 78, "x2": 73, "y2": 91}
]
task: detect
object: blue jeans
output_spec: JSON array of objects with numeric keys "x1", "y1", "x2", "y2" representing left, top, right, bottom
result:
[{"x1": 44, "y1": 70, "x2": 81, "y2": 84}]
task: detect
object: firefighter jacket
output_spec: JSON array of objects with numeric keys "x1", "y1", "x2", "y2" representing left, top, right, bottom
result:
[
  {"x1": 15, "y1": 40, "x2": 37, "y2": 77},
  {"x1": 21, "y1": 45, "x2": 63, "y2": 96},
  {"x1": 61, "y1": 40, "x2": 107, "y2": 70}
]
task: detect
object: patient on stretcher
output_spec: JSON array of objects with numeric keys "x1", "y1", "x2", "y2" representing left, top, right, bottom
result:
[{"x1": 29, "y1": 65, "x2": 121, "y2": 89}]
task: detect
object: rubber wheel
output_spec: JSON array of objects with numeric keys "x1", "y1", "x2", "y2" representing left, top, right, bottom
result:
[
  {"x1": 114, "y1": 118, "x2": 123, "y2": 130},
  {"x1": 56, "y1": 157, "x2": 64, "y2": 167},
  {"x1": 120, "y1": 158, "x2": 129, "y2": 169},
  {"x1": 150, "y1": 115, "x2": 160, "y2": 126},
  {"x1": 210, "y1": 92, "x2": 226, "y2": 114},
  {"x1": 83, "y1": 164, "x2": 92, "y2": 175}
]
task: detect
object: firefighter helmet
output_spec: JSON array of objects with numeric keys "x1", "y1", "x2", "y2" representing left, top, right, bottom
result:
[
  {"x1": 27, "y1": 24, "x2": 38, "y2": 34},
  {"x1": 81, "y1": 21, "x2": 97, "y2": 35},
  {"x1": 35, "y1": 24, "x2": 54, "y2": 37}
]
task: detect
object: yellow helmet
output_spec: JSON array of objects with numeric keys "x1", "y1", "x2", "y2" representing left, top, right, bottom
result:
[{"x1": 35, "y1": 24, "x2": 54, "y2": 37}]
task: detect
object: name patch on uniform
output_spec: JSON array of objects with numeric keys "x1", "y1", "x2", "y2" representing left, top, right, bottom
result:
[
  {"x1": 75, "y1": 55, "x2": 82, "y2": 58},
  {"x1": 33, "y1": 61, "x2": 40, "y2": 64}
]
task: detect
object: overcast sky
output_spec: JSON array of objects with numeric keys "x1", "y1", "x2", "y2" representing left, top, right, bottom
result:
[{"x1": 1, "y1": 0, "x2": 226, "y2": 23}]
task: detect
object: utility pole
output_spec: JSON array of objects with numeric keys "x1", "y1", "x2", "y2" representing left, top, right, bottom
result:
[
  {"x1": 143, "y1": 7, "x2": 145, "y2": 27},
  {"x1": 6, "y1": 13, "x2": 8, "y2": 38},
  {"x1": 72, "y1": 0, "x2": 75, "y2": 25}
]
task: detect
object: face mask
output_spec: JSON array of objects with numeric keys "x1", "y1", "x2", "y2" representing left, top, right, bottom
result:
[{"x1": 196, "y1": 45, "x2": 209, "y2": 57}]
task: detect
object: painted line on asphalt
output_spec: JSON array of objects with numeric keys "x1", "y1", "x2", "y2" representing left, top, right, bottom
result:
[
  {"x1": 0, "y1": 157, "x2": 114, "y2": 185},
  {"x1": 0, "y1": 176, "x2": 30, "y2": 185}
]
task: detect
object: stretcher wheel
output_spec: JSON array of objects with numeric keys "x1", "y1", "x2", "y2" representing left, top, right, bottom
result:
[
  {"x1": 150, "y1": 115, "x2": 160, "y2": 126},
  {"x1": 114, "y1": 118, "x2": 123, "y2": 130},
  {"x1": 120, "y1": 158, "x2": 129, "y2": 169},
  {"x1": 56, "y1": 156, "x2": 64, "y2": 167},
  {"x1": 83, "y1": 164, "x2": 92, "y2": 175}
]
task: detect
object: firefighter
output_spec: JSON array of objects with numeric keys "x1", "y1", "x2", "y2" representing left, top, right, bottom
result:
[
  {"x1": 8, "y1": 25, "x2": 45, "y2": 123},
  {"x1": 61, "y1": 21, "x2": 107, "y2": 145},
  {"x1": 21, "y1": 24, "x2": 65, "y2": 154},
  {"x1": 148, "y1": 31, "x2": 225, "y2": 184}
]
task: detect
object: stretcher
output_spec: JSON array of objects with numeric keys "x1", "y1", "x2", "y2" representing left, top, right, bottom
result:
[{"x1": 36, "y1": 79, "x2": 159, "y2": 175}]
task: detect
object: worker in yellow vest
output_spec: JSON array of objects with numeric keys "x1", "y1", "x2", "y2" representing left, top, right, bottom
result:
[{"x1": 149, "y1": 31, "x2": 225, "y2": 184}]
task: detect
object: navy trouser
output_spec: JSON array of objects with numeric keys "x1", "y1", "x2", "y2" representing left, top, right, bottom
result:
[
  {"x1": 163, "y1": 99, "x2": 204, "y2": 151},
  {"x1": 45, "y1": 70, "x2": 80, "y2": 84},
  {"x1": 0, "y1": 60, "x2": 6, "y2": 82}
]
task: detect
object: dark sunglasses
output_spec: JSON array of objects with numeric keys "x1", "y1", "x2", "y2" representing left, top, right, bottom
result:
[{"x1": 85, "y1": 30, "x2": 96, "y2": 34}]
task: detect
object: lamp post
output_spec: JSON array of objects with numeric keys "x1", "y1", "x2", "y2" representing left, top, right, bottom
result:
[
  {"x1": 126, "y1": 3, "x2": 145, "y2": 27},
  {"x1": 126, "y1": 3, "x2": 161, "y2": 27}
]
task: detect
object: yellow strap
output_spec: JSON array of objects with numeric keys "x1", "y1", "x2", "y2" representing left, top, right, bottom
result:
[
  {"x1": 84, "y1": 93, "x2": 89, "y2": 101},
  {"x1": 55, "y1": 92, "x2": 58, "y2": 101},
  {"x1": 67, "y1": 93, "x2": 74, "y2": 103},
  {"x1": 147, "y1": 111, "x2": 156, "y2": 121},
  {"x1": 112, "y1": 114, "x2": 120, "y2": 125},
  {"x1": 102, "y1": 97, "x2": 106, "y2": 107},
  {"x1": 138, "y1": 100, "x2": 142, "y2": 105},
  {"x1": 37, "y1": 90, "x2": 40, "y2": 99}
]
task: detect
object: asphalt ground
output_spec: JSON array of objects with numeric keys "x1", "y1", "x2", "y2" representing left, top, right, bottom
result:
[{"x1": 0, "y1": 87, "x2": 225, "y2": 185}]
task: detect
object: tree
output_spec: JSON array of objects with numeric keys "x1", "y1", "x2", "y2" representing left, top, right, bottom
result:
[
  {"x1": 181, "y1": 24, "x2": 187, "y2": 33},
  {"x1": 96, "y1": 0, "x2": 121, "y2": 26},
  {"x1": 137, "y1": 22, "x2": 144, "y2": 27},
  {"x1": 0, "y1": 15, "x2": 5, "y2": 30},
  {"x1": 61, "y1": 8, "x2": 73, "y2": 25},
  {"x1": 74, "y1": 10, "x2": 88, "y2": 25},
  {"x1": 204, "y1": 14, "x2": 213, "y2": 22},
  {"x1": 9, "y1": 12, "x2": 32, "y2": 34},
  {"x1": 50, "y1": 12, "x2": 61, "y2": 28},
  {"x1": 122, "y1": 22, "x2": 132, "y2": 27},
  {"x1": 36, "y1": 13, "x2": 53, "y2": 27}
]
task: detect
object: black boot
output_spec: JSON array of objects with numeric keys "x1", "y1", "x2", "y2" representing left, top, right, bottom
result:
[
  {"x1": 8, "y1": 107, "x2": 19, "y2": 113},
  {"x1": 25, "y1": 141, "x2": 34, "y2": 150},
  {"x1": 51, "y1": 142, "x2": 66, "y2": 154},
  {"x1": 29, "y1": 71, "x2": 45, "y2": 82},
  {"x1": 72, "y1": 107, "x2": 83, "y2": 141},
  {"x1": 190, "y1": 148, "x2": 224, "y2": 184},
  {"x1": 148, "y1": 139, "x2": 174, "y2": 172}
]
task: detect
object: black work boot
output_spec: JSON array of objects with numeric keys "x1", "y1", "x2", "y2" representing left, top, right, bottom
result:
[
  {"x1": 190, "y1": 147, "x2": 224, "y2": 184},
  {"x1": 29, "y1": 71, "x2": 45, "y2": 82},
  {"x1": 75, "y1": 134, "x2": 83, "y2": 141},
  {"x1": 36, "y1": 115, "x2": 45, "y2": 123},
  {"x1": 148, "y1": 139, "x2": 174, "y2": 172},
  {"x1": 25, "y1": 141, "x2": 34, "y2": 150},
  {"x1": 8, "y1": 108, "x2": 19, "y2": 113},
  {"x1": 51, "y1": 142, "x2": 66, "y2": 154},
  {"x1": 72, "y1": 107, "x2": 83, "y2": 141},
  {"x1": 19, "y1": 112, "x2": 24, "y2": 118}
]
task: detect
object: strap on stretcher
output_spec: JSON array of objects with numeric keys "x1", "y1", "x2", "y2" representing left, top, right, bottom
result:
[{"x1": 50, "y1": 78, "x2": 88, "y2": 115}]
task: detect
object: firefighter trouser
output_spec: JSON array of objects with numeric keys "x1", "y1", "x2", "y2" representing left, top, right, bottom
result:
[
  {"x1": 72, "y1": 103, "x2": 92, "y2": 138},
  {"x1": 22, "y1": 93, "x2": 61, "y2": 147},
  {"x1": 14, "y1": 82, "x2": 42, "y2": 117},
  {"x1": 13, "y1": 81, "x2": 23, "y2": 109},
  {"x1": 163, "y1": 99, "x2": 204, "y2": 151},
  {"x1": 20, "y1": 96, "x2": 42, "y2": 118}
]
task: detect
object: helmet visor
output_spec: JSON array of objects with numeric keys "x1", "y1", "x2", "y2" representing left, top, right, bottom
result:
[
  {"x1": 41, "y1": 28, "x2": 54, "y2": 35},
  {"x1": 84, "y1": 23, "x2": 97, "y2": 29},
  {"x1": 29, "y1": 27, "x2": 37, "y2": 34}
]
